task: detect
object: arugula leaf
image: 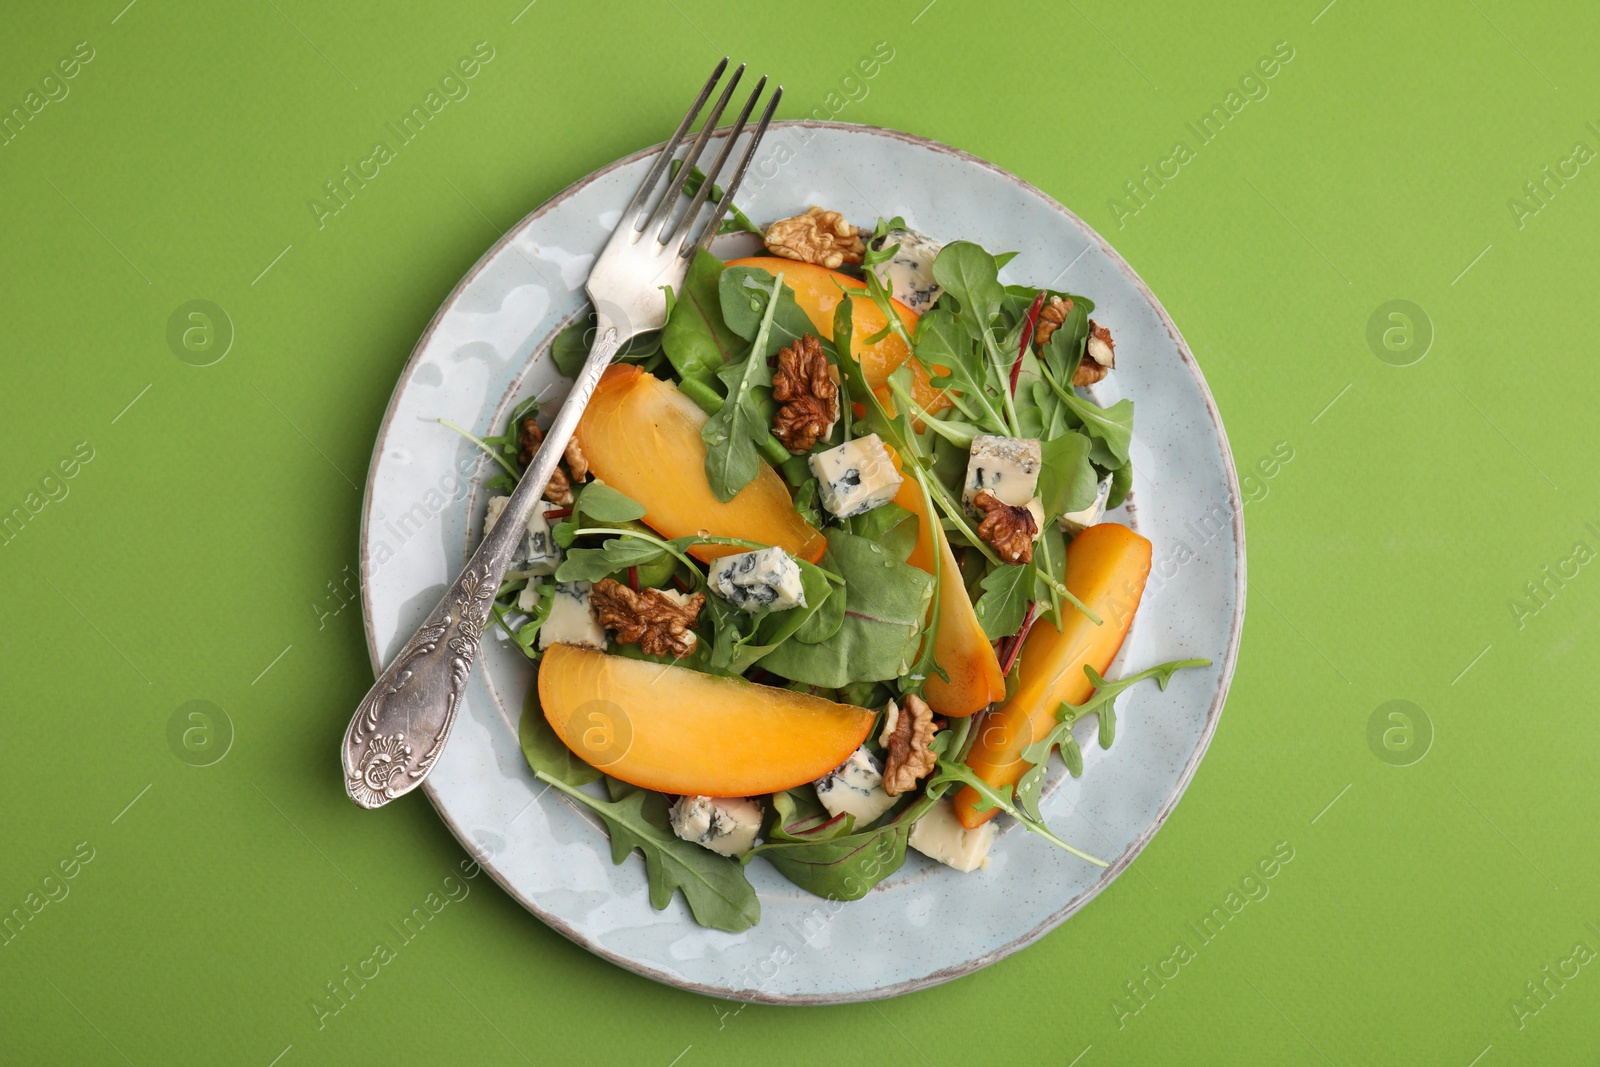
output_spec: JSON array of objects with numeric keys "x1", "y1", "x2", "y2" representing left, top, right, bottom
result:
[
  {"x1": 575, "y1": 481, "x2": 646, "y2": 523},
  {"x1": 661, "y1": 250, "x2": 744, "y2": 386},
  {"x1": 916, "y1": 309, "x2": 1008, "y2": 435},
  {"x1": 931, "y1": 241, "x2": 1006, "y2": 340},
  {"x1": 556, "y1": 535, "x2": 674, "y2": 582},
  {"x1": 758, "y1": 529, "x2": 933, "y2": 687},
  {"x1": 973, "y1": 561, "x2": 1036, "y2": 640},
  {"x1": 1014, "y1": 658, "x2": 1211, "y2": 820},
  {"x1": 518, "y1": 685, "x2": 598, "y2": 787},
  {"x1": 701, "y1": 272, "x2": 783, "y2": 501},
  {"x1": 926, "y1": 759, "x2": 1107, "y2": 867},
  {"x1": 670, "y1": 162, "x2": 763, "y2": 235},
  {"x1": 1039, "y1": 297, "x2": 1089, "y2": 385},
  {"x1": 717, "y1": 267, "x2": 821, "y2": 358},
  {"x1": 535, "y1": 772, "x2": 760, "y2": 932},
  {"x1": 1042, "y1": 365, "x2": 1134, "y2": 468},
  {"x1": 1037, "y1": 432, "x2": 1099, "y2": 519},
  {"x1": 1107, "y1": 460, "x2": 1133, "y2": 509}
]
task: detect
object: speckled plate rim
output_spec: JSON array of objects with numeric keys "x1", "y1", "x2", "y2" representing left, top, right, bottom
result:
[{"x1": 358, "y1": 120, "x2": 1246, "y2": 1004}]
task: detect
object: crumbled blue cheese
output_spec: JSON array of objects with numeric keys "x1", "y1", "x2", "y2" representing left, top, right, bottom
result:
[
  {"x1": 809, "y1": 433, "x2": 903, "y2": 518},
  {"x1": 868, "y1": 228, "x2": 944, "y2": 313},
  {"x1": 515, "y1": 582, "x2": 542, "y2": 613},
  {"x1": 668, "y1": 795, "x2": 762, "y2": 857},
  {"x1": 537, "y1": 581, "x2": 607, "y2": 651},
  {"x1": 508, "y1": 499, "x2": 563, "y2": 578},
  {"x1": 485, "y1": 495, "x2": 511, "y2": 532},
  {"x1": 963, "y1": 435, "x2": 1042, "y2": 510},
  {"x1": 908, "y1": 799, "x2": 996, "y2": 873},
  {"x1": 708, "y1": 546, "x2": 806, "y2": 613},
  {"x1": 814, "y1": 746, "x2": 897, "y2": 826},
  {"x1": 1059, "y1": 473, "x2": 1113, "y2": 535}
]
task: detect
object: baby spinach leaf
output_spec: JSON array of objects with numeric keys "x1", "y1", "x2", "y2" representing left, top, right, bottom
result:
[
  {"x1": 767, "y1": 787, "x2": 857, "y2": 842},
  {"x1": 719, "y1": 561, "x2": 837, "y2": 674},
  {"x1": 701, "y1": 272, "x2": 783, "y2": 501},
  {"x1": 758, "y1": 529, "x2": 933, "y2": 687},
  {"x1": 575, "y1": 481, "x2": 646, "y2": 522},
  {"x1": 536, "y1": 772, "x2": 760, "y2": 932},
  {"x1": 519, "y1": 686, "x2": 598, "y2": 787},
  {"x1": 973, "y1": 561, "x2": 1036, "y2": 640},
  {"x1": 550, "y1": 318, "x2": 592, "y2": 378},
  {"x1": 1037, "y1": 432, "x2": 1099, "y2": 519},
  {"x1": 847, "y1": 502, "x2": 918, "y2": 564},
  {"x1": 1107, "y1": 460, "x2": 1132, "y2": 509},
  {"x1": 793, "y1": 549, "x2": 847, "y2": 644},
  {"x1": 662, "y1": 250, "x2": 744, "y2": 386},
  {"x1": 717, "y1": 266, "x2": 821, "y2": 358},
  {"x1": 747, "y1": 818, "x2": 912, "y2": 901}
]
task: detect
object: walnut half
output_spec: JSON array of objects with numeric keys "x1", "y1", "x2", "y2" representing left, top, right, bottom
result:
[
  {"x1": 764, "y1": 207, "x2": 865, "y2": 269},
  {"x1": 590, "y1": 580, "x2": 705, "y2": 659},
  {"x1": 1033, "y1": 295, "x2": 1073, "y2": 348},
  {"x1": 973, "y1": 489, "x2": 1039, "y2": 565},
  {"x1": 880, "y1": 694, "x2": 937, "y2": 797},
  {"x1": 770, "y1": 334, "x2": 838, "y2": 454},
  {"x1": 1075, "y1": 320, "x2": 1116, "y2": 387}
]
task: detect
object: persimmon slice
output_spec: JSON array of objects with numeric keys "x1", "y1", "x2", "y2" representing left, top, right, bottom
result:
[{"x1": 539, "y1": 644, "x2": 875, "y2": 797}]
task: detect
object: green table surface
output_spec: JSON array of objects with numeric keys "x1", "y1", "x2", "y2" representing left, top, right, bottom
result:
[{"x1": 4, "y1": 0, "x2": 1596, "y2": 1062}]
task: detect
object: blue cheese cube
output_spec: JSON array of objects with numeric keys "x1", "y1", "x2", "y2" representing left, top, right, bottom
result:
[
  {"x1": 1059, "y1": 473, "x2": 1113, "y2": 534},
  {"x1": 708, "y1": 546, "x2": 806, "y2": 613},
  {"x1": 809, "y1": 433, "x2": 903, "y2": 518},
  {"x1": 908, "y1": 799, "x2": 996, "y2": 873},
  {"x1": 508, "y1": 500, "x2": 563, "y2": 578},
  {"x1": 867, "y1": 228, "x2": 944, "y2": 313},
  {"x1": 537, "y1": 581, "x2": 607, "y2": 651},
  {"x1": 669, "y1": 795, "x2": 763, "y2": 857},
  {"x1": 814, "y1": 746, "x2": 897, "y2": 826},
  {"x1": 963, "y1": 435, "x2": 1042, "y2": 510}
]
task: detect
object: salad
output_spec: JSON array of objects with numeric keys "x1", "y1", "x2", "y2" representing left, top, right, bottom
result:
[{"x1": 453, "y1": 190, "x2": 1205, "y2": 932}]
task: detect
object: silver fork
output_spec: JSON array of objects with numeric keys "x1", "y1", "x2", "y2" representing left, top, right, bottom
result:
[{"x1": 342, "y1": 60, "x2": 780, "y2": 809}]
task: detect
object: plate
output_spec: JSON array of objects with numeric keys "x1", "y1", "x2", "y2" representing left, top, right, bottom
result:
[{"x1": 358, "y1": 121, "x2": 1245, "y2": 1004}]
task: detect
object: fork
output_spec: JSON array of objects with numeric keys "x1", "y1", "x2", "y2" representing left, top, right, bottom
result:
[{"x1": 342, "y1": 59, "x2": 781, "y2": 809}]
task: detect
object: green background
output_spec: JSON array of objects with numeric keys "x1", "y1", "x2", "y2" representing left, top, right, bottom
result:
[{"x1": 2, "y1": 0, "x2": 1595, "y2": 1062}]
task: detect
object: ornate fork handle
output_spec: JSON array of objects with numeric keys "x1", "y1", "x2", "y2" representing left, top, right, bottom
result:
[{"x1": 342, "y1": 321, "x2": 622, "y2": 808}]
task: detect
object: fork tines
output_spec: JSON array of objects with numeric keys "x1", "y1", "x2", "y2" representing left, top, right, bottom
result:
[{"x1": 627, "y1": 59, "x2": 781, "y2": 256}]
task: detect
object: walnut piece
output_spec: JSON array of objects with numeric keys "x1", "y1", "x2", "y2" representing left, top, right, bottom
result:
[
  {"x1": 1075, "y1": 320, "x2": 1116, "y2": 386},
  {"x1": 590, "y1": 579, "x2": 705, "y2": 659},
  {"x1": 880, "y1": 694, "x2": 937, "y2": 797},
  {"x1": 564, "y1": 437, "x2": 590, "y2": 482},
  {"x1": 1033, "y1": 295, "x2": 1073, "y2": 348},
  {"x1": 764, "y1": 207, "x2": 865, "y2": 269},
  {"x1": 973, "y1": 489, "x2": 1038, "y2": 565},
  {"x1": 770, "y1": 334, "x2": 838, "y2": 454},
  {"x1": 516, "y1": 415, "x2": 545, "y2": 468},
  {"x1": 544, "y1": 467, "x2": 573, "y2": 506}
]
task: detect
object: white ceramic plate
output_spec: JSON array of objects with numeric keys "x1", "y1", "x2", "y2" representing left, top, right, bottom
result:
[{"x1": 359, "y1": 121, "x2": 1245, "y2": 1004}]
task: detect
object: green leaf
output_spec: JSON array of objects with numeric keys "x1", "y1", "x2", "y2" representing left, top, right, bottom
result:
[
  {"x1": 1037, "y1": 432, "x2": 1099, "y2": 519},
  {"x1": 661, "y1": 250, "x2": 745, "y2": 385},
  {"x1": 718, "y1": 266, "x2": 824, "y2": 358},
  {"x1": 793, "y1": 549, "x2": 847, "y2": 644},
  {"x1": 1107, "y1": 460, "x2": 1133, "y2": 509},
  {"x1": 847, "y1": 502, "x2": 918, "y2": 563},
  {"x1": 747, "y1": 813, "x2": 919, "y2": 901},
  {"x1": 973, "y1": 561, "x2": 1036, "y2": 640},
  {"x1": 931, "y1": 241, "x2": 1006, "y2": 339},
  {"x1": 555, "y1": 536, "x2": 672, "y2": 582},
  {"x1": 916, "y1": 309, "x2": 1008, "y2": 436},
  {"x1": 575, "y1": 481, "x2": 646, "y2": 522},
  {"x1": 1015, "y1": 658, "x2": 1212, "y2": 818},
  {"x1": 766, "y1": 787, "x2": 857, "y2": 842},
  {"x1": 1046, "y1": 377, "x2": 1133, "y2": 469},
  {"x1": 535, "y1": 773, "x2": 761, "y2": 932},
  {"x1": 1039, "y1": 297, "x2": 1089, "y2": 385},
  {"x1": 720, "y1": 561, "x2": 837, "y2": 673},
  {"x1": 518, "y1": 685, "x2": 598, "y2": 787},
  {"x1": 550, "y1": 318, "x2": 592, "y2": 378},
  {"x1": 758, "y1": 529, "x2": 933, "y2": 687},
  {"x1": 701, "y1": 272, "x2": 784, "y2": 501}
]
